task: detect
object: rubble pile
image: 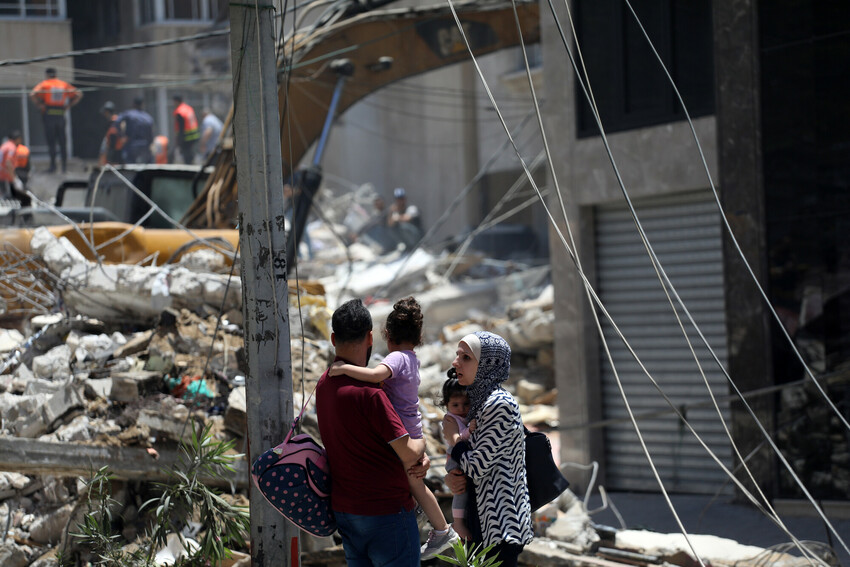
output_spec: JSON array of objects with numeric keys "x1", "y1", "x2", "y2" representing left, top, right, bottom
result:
[
  {"x1": 0, "y1": 222, "x2": 825, "y2": 567},
  {"x1": 0, "y1": 222, "x2": 566, "y2": 565}
]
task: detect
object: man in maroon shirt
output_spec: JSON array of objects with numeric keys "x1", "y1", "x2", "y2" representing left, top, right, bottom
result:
[{"x1": 317, "y1": 299, "x2": 427, "y2": 566}]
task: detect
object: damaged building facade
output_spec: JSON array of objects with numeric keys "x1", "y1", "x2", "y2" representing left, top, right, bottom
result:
[{"x1": 544, "y1": 0, "x2": 850, "y2": 503}]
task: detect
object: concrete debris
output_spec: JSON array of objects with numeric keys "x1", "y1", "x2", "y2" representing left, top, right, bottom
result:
[
  {"x1": 0, "y1": 544, "x2": 29, "y2": 567},
  {"x1": 0, "y1": 328, "x2": 25, "y2": 353},
  {"x1": 543, "y1": 493, "x2": 600, "y2": 552},
  {"x1": 1, "y1": 222, "x2": 813, "y2": 567},
  {"x1": 614, "y1": 530, "x2": 816, "y2": 567},
  {"x1": 31, "y1": 227, "x2": 243, "y2": 324},
  {"x1": 154, "y1": 532, "x2": 200, "y2": 565},
  {"x1": 28, "y1": 502, "x2": 74, "y2": 544},
  {"x1": 137, "y1": 397, "x2": 195, "y2": 442},
  {"x1": 225, "y1": 385, "x2": 247, "y2": 435},
  {"x1": 31, "y1": 344, "x2": 71, "y2": 381}
]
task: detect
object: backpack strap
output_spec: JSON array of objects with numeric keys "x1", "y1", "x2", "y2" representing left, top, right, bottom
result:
[{"x1": 282, "y1": 365, "x2": 328, "y2": 444}]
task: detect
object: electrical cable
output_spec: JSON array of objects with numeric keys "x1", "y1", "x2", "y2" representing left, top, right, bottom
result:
[
  {"x1": 545, "y1": 1, "x2": 825, "y2": 560},
  {"x1": 586, "y1": 0, "x2": 850, "y2": 554},
  {"x1": 441, "y1": 0, "x2": 837, "y2": 561},
  {"x1": 0, "y1": 29, "x2": 231, "y2": 67},
  {"x1": 621, "y1": 0, "x2": 850, "y2": 436},
  {"x1": 92, "y1": 165, "x2": 237, "y2": 260},
  {"x1": 548, "y1": 0, "x2": 803, "y2": 557},
  {"x1": 445, "y1": 2, "x2": 831, "y2": 564},
  {"x1": 503, "y1": 0, "x2": 834, "y2": 560},
  {"x1": 442, "y1": 149, "x2": 547, "y2": 280}
]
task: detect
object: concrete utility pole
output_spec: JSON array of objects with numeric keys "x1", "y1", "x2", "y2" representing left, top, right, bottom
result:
[{"x1": 229, "y1": 4, "x2": 297, "y2": 566}]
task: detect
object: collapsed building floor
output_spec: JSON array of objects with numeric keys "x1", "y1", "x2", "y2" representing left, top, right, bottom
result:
[{"x1": 1, "y1": 200, "x2": 842, "y2": 566}]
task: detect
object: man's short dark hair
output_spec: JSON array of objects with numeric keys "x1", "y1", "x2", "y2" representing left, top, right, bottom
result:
[
  {"x1": 45, "y1": 68, "x2": 56, "y2": 77},
  {"x1": 133, "y1": 96, "x2": 144, "y2": 107},
  {"x1": 172, "y1": 94, "x2": 183, "y2": 103},
  {"x1": 332, "y1": 299, "x2": 372, "y2": 344},
  {"x1": 10, "y1": 130, "x2": 22, "y2": 140}
]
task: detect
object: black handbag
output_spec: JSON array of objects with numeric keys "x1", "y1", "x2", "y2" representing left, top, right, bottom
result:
[{"x1": 525, "y1": 426, "x2": 569, "y2": 512}]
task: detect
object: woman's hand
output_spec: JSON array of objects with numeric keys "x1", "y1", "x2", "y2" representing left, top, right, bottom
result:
[
  {"x1": 328, "y1": 361, "x2": 346, "y2": 377},
  {"x1": 445, "y1": 469, "x2": 466, "y2": 495},
  {"x1": 408, "y1": 454, "x2": 430, "y2": 479},
  {"x1": 468, "y1": 419, "x2": 477, "y2": 433},
  {"x1": 442, "y1": 414, "x2": 461, "y2": 445}
]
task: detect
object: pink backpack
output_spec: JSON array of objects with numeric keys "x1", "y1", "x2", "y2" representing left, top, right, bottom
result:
[{"x1": 251, "y1": 391, "x2": 336, "y2": 537}]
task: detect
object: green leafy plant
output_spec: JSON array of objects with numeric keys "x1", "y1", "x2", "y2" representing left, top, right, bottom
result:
[
  {"x1": 437, "y1": 539, "x2": 503, "y2": 567},
  {"x1": 60, "y1": 422, "x2": 249, "y2": 566}
]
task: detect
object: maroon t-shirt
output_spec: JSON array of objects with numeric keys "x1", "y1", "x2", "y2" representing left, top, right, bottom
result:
[{"x1": 316, "y1": 364, "x2": 415, "y2": 515}]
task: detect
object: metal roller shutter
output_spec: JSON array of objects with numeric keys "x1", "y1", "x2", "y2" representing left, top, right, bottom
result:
[{"x1": 595, "y1": 189, "x2": 733, "y2": 494}]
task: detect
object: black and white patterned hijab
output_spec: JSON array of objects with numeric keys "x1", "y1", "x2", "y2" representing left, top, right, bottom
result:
[{"x1": 465, "y1": 331, "x2": 511, "y2": 421}]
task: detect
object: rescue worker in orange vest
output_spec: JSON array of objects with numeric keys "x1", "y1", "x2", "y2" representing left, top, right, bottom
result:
[
  {"x1": 98, "y1": 101, "x2": 125, "y2": 165},
  {"x1": 0, "y1": 130, "x2": 29, "y2": 206},
  {"x1": 152, "y1": 135, "x2": 169, "y2": 165},
  {"x1": 14, "y1": 141, "x2": 31, "y2": 188},
  {"x1": 169, "y1": 94, "x2": 199, "y2": 164},
  {"x1": 29, "y1": 68, "x2": 82, "y2": 174}
]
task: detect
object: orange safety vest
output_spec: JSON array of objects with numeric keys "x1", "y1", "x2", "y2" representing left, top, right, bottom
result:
[
  {"x1": 152, "y1": 135, "x2": 169, "y2": 164},
  {"x1": 99, "y1": 115, "x2": 126, "y2": 165},
  {"x1": 0, "y1": 140, "x2": 16, "y2": 182},
  {"x1": 14, "y1": 144, "x2": 30, "y2": 169},
  {"x1": 31, "y1": 78, "x2": 79, "y2": 113},
  {"x1": 173, "y1": 102, "x2": 200, "y2": 143}
]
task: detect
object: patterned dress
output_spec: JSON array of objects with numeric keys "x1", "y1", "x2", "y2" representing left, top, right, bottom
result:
[
  {"x1": 458, "y1": 388, "x2": 534, "y2": 547},
  {"x1": 453, "y1": 331, "x2": 533, "y2": 548}
]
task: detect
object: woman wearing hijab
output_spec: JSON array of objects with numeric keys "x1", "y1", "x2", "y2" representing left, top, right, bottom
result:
[{"x1": 443, "y1": 331, "x2": 533, "y2": 567}]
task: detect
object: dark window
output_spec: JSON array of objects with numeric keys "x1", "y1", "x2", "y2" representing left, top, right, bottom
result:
[
  {"x1": 573, "y1": 0, "x2": 714, "y2": 137},
  {"x1": 0, "y1": 0, "x2": 62, "y2": 17},
  {"x1": 138, "y1": 0, "x2": 155, "y2": 24}
]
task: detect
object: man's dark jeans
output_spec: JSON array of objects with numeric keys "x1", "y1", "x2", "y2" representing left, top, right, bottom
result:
[{"x1": 335, "y1": 508, "x2": 419, "y2": 567}]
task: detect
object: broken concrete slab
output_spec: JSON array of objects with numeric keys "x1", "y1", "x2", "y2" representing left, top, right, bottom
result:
[
  {"x1": 614, "y1": 530, "x2": 811, "y2": 567},
  {"x1": 0, "y1": 471, "x2": 31, "y2": 501},
  {"x1": 48, "y1": 415, "x2": 93, "y2": 443},
  {"x1": 112, "y1": 329, "x2": 153, "y2": 359},
  {"x1": 516, "y1": 378, "x2": 547, "y2": 405},
  {"x1": 0, "y1": 382, "x2": 85, "y2": 438},
  {"x1": 0, "y1": 543, "x2": 28, "y2": 567},
  {"x1": 28, "y1": 502, "x2": 74, "y2": 544},
  {"x1": 137, "y1": 398, "x2": 194, "y2": 441},
  {"x1": 83, "y1": 377, "x2": 112, "y2": 399},
  {"x1": 30, "y1": 228, "x2": 243, "y2": 324},
  {"x1": 1, "y1": 392, "x2": 48, "y2": 438},
  {"x1": 0, "y1": 437, "x2": 247, "y2": 487},
  {"x1": 110, "y1": 370, "x2": 162, "y2": 403},
  {"x1": 31, "y1": 344, "x2": 71, "y2": 381},
  {"x1": 224, "y1": 386, "x2": 246, "y2": 436},
  {"x1": 40, "y1": 383, "x2": 85, "y2": 429},
  {"x1": 72, "y1": 332, "x2": 118, "y2": 363},
  {"x1": 0, "y1": 328, "x2": 24, "y2": 353}
]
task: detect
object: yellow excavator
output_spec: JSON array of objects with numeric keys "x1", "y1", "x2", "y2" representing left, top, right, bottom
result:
[
  {"x1": 0, "y1": 0, "x2": 539, "y2": 320},
  {"x1": 182, "y1": 0, "x2": 540, "y2": 266}
]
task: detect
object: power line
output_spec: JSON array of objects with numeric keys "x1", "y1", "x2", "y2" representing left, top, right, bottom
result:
[{"x1": 0, "y1": 28, "x2": 230, "y2": 67}]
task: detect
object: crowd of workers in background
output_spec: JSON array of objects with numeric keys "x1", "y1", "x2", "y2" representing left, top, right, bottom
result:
[
  {"x1": 2, "y1": 68, "x2": 227, "y2": 196},
  {"x1": 5, "y1": 68, "x2": 426, "y2": 256},
  {"x1": 99, "y1": 93, "x2": 224, "y2": 167}
]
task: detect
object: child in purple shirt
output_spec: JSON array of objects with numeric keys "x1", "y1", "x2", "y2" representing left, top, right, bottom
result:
[{"x1": 330, "y1": 296, "x2": 459, "y2": 558}]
